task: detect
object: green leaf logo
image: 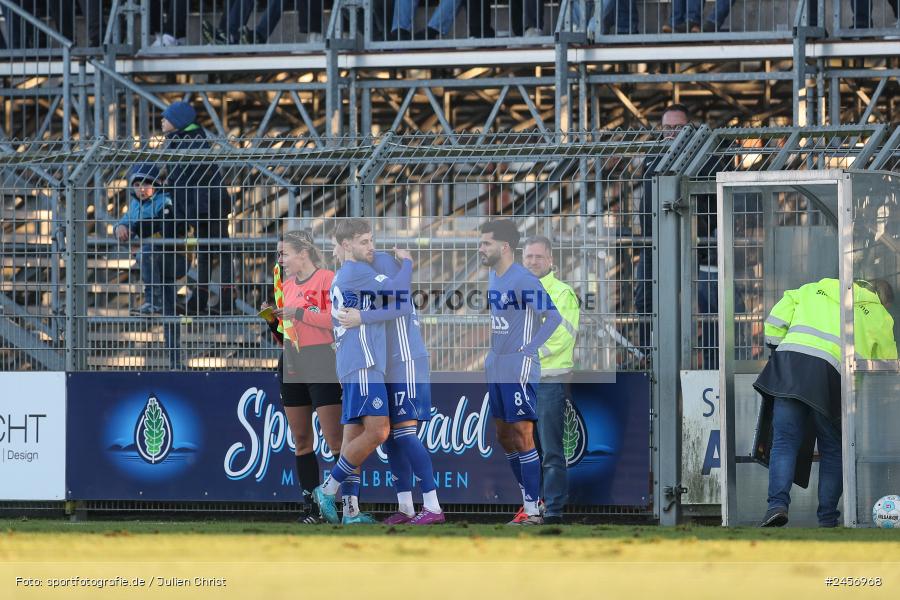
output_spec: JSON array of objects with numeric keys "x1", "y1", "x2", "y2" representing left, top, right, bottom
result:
[
  {"x1": 135, "y1": 394, "x2": 173, "y2": 464},
  {"x1": 563, "y1": 398, "x2": 586, "y2": 466}
]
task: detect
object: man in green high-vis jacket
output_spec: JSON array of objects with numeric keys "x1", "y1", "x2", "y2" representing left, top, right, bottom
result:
[
  {"x1": 522, "y1": 236, "x2": 580, "y2": 525},
  {"x1": 755, "y1": 277, "x2": 897, "y2": 528}
]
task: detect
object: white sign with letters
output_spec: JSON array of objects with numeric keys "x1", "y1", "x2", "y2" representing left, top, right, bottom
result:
[
  {"x1": 680, "y1": 370, "x2": 722, "y2": 505},
  {"x1": 0, "y1": 372, "x2": 66, "y2": 500}
]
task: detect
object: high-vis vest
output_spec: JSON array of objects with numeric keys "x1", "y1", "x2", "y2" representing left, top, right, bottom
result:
[
  {"x1": 273, "y1": 263, "x2": 300, "y2": 350},
  {"x1": 764, "y1": 277, "x2": 898, "y2": 371},
  {"x1": 538, "y1": 271, "x2": 580, "y2": 376}
]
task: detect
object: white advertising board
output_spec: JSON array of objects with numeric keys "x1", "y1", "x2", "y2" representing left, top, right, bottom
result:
[
  {"x1": 0, "y1": 372, "x2": 66, "y2": 500},
  {"x1": 680, "y1": 370, "x2": 722, "y2": 505}
]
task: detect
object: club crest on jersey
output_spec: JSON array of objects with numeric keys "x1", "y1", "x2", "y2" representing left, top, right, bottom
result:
[
  {"x1": 341, "y1": 291, "x2": 359, "y2": 308},
  {"x1": 372, "y1": 397, "x2": 384, "y2": 409}
]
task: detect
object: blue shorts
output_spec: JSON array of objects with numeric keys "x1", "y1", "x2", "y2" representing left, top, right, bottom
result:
[
  {"x1": 385, "y1": 358, "x2": 432, "y2": 423},
  {"x1": 485, "y1": 352, "x2": 539, "y2": 423},
  {"x1": 340, "y1": 368, "x2": 389, "y2": 424}
]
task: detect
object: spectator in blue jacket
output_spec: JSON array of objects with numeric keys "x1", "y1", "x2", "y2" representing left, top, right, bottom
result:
[{"x1": 114, "y1": 164, "x2": 186, "y2": 316}]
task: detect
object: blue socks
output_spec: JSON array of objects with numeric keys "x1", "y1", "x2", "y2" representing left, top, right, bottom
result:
[
  {"x1": 322, "y1": 455, "x2": 356, "y2": 495},
  {"x1": 518, "y1": 448, "x2": 542, "y2": 503},
  {"x1": 384, "y1": 435, "x2": 413, "y2": 493},
  {"x1": 341, "y1": 473, "x2": 361, "y2": 518},
  {"x1": 505, "y1": 451, "x2": 525, "y2": 490},
  {"x1": 392, "y1": 426, "x2": 437, "y2": 494},
  {"x1": 341, "y1": 474, "x2": 361, "y2": 499}
]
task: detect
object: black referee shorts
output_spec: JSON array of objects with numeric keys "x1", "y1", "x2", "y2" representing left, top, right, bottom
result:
[{"x1": 278, "y1": 345, "x2": 342, "y2": 409}]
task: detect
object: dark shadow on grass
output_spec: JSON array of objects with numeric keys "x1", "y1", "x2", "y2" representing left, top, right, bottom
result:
[{"x1": 2, "y1": 518, "x2": 899, "y2": 543}]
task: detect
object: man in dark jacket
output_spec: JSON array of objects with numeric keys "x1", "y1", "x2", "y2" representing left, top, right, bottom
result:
[
  {"x1": 633, "y1": 104, "x2": 689, "y2": 359},
  {"x1": 754, "y1": 278, "x2": 897, "y2": 528},
  {"x1": 161, "y1": 101, "x2": 235, "y2": 314}
]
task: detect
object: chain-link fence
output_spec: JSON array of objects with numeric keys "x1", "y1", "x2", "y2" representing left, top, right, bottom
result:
[
  {"x1": 2, "y1": 130, "x2": 671, "y2": 374},
  {"x1": 678, "y1": 125, "x2": 887, "y2": 370},
  {"x1": 3, "y1": 126, "x2": 900, "y2": 374}
]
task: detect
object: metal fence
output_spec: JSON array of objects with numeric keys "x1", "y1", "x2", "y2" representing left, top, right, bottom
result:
[
  {"x1": 1, "y1": 130, "x2": 674, "y2": 372},
  {"x1": 4, "y1": 125, "x2": 900, "y2": 373},
  {"x1": 677, "y1": 124, "x2": 889, "y2": 371},
  {"x1": 2, "y1": 0, "x2": 898, "y2": 55},
  {"x1": 134, "y1": 0, "x2": 900, "y2": 49}
]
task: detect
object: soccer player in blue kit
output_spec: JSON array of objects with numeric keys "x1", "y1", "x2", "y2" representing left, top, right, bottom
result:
[
  {"x1": 336, "y1": 247, "x2": 444, "y2": 525},
  {"x1": 313, "y1": 218, "x2": 414, "y2": 524},
  {"x1": 478, "y1": 220, "x2": 562, "y2": 525}
]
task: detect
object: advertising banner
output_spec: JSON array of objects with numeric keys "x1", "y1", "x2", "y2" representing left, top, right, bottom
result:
[
  {"x1": 0, "y1": 372, "x2": 66, "y2": 500},
  {"x1": 680, "y1": 370, "x2": 722, "y2": 504},
  {"x1": 66, "y1": 372, "x2": 649, "y2": 505}
]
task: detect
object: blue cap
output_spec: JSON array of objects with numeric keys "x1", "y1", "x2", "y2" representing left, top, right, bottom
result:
[
  {"x1": 128, "y1": 163, "x2": 160, "y2": 186},
  {"x1": 162, "y1": 101, "x2": 196, "y2": 130}
]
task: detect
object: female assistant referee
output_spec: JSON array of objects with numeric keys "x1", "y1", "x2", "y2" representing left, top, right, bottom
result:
[{"x1": 261, "y1": 230, "x2": 343, "y2": 523}]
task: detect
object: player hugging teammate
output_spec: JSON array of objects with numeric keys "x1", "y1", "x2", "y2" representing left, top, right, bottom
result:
[
  {"x1": 304, "y1": 217, "x2": 563, "y2": 526},
  {"x1": 313, "y1": 218, "x2": 443, "y2": 525}
]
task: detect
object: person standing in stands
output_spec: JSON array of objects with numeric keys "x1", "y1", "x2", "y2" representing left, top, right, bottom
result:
[
  {"x1": 161, "y1": 101, "x2": 235, "y2": 315},
  {"x1": 114, "y1": 163, "x2": 186, "y2": 368}
]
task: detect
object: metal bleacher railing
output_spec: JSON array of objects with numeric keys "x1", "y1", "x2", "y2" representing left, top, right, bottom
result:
[
  {"x1": 1, "y1": 126, "x2": 898, "y2": 375},
  {"x1": 2, "y1": 0, "x2": 898, "y2": 55},
  {"x1": 2, "y1": 0, "x2": 900, "y2": 148}
]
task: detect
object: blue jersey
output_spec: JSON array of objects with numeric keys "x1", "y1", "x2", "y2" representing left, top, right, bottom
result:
[
  {"x1": 361, "y1": 252, "x2": 429, "y2": 364},
  {"x1": 331, "y1": 256, "x2": 412, "y2": 380},
  {"x1": 488, "y1": 263, "x2": 561, "y2": 356}
]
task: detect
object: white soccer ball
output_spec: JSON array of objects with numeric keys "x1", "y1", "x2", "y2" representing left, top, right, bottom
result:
[{"x1": 872, "y1": 495, "x2": 900, "y2": 529}]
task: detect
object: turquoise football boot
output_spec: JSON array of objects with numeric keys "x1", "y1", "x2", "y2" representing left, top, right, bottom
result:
[
  {"x1": 342, "y1": 512, "x2": 378, "y2": 525},
  {"x1": 312, "y1": 485, "x2": 340, "y2": 524}
]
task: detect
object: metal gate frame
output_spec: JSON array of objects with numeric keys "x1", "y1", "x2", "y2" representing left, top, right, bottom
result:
[{"x1": 715, "y1": 169, "x2": 847, "y2": 526}]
